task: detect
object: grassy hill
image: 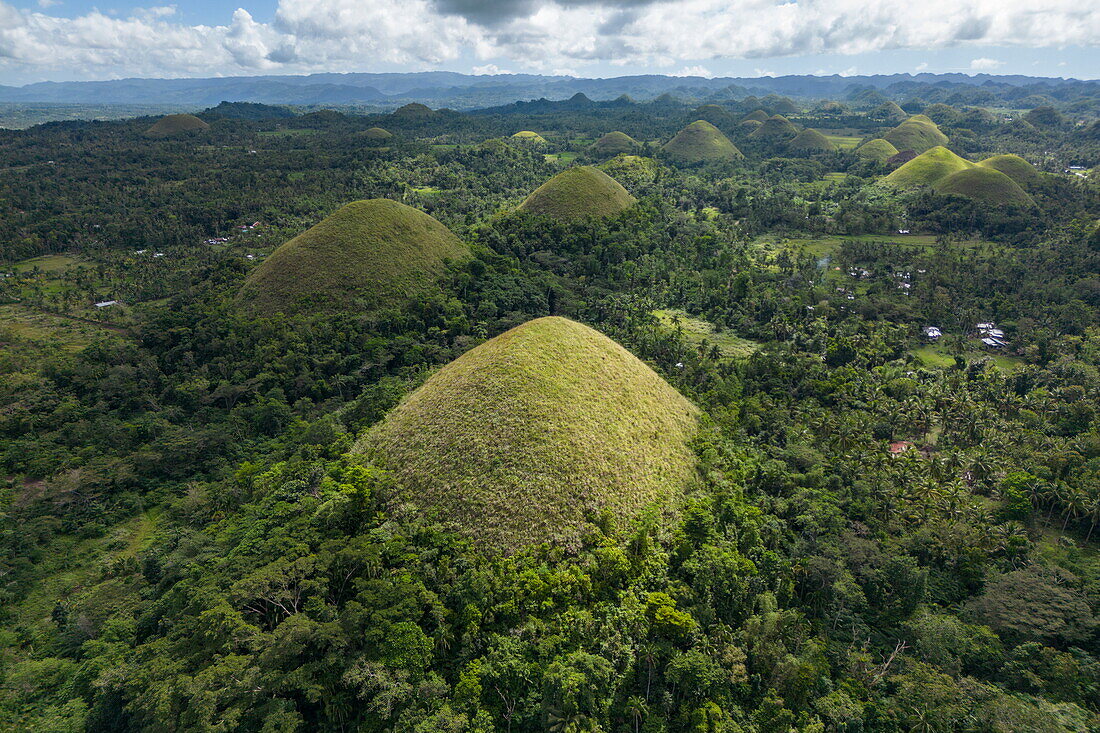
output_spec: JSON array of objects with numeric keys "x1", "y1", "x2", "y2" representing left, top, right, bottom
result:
[
  {"x1": 361, "y1": 127, "x2": 393, "y2": 141},
  {"x1": 977, "y1": 154, "x2": 1040, "y2": 188},
  {"x1": 598, "y1": 154, "x2": 660, "y2": 187},
  {"x1": 511, "y1": 130, "x2": 548, "y2": 144},
  {"x1": 749, "y1": 115, "x2": 799, "y2": 140},
  {"x1": 591, "y1": 131, "x2": 641, "y2": 157},
  {"x1": 236, "y1": 199, "x2": 469, "y2": 315},
  {"x1": 392, "y1": 102, "x2": 435, "y2": 118},
  {"x1": 871, "y1": 101, "x2": 908, "y2": 122},
  {"x1": 145, "y1": 113, "x2": 209, "y2": 137},
  {"x1": 883, "y1": 146, "x2": 973, "y2": 189},
  {"x1": 743, "y1": 109, "x2": 769, "y2": 123},
  {"x1": 855, "y1": 138, "x2": 900, "y2": 162},
  {"x1": 517, "y1": 166, "x2": 636, "y2": 220},
  {"x1": 356, "y1": 316, "x2": 701, "y2": 551},
  {"x1": 883, "y1": 114, "x2": 949, "y2": 153},
  {"x1": 663, "y1": 120, "x2": 743, "y2": 163},
  {"x1": 788, "y1": 128, "x2": 835, "y2": 152},
  {"x1": 935, "y1": 167, "x2": 1035, "y2": 207}
]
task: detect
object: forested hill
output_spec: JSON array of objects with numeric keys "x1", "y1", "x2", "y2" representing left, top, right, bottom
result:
[{"x1": 0, "y1": 94, "x2": 1098, "y2": 731}]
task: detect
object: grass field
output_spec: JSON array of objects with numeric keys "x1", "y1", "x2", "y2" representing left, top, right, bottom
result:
[
  {"x1": 910, "y1": 343, "x2": 1024, "y2": 372},
  {"x1": 653, "y1": 309, "x2": 760, "y2": 358},
  {"x1": 257, "y1": 128, "x2": 320, "y2": 137},
  {"x1": 824, "y1": 134, "x2": 862, "y2": 150},
  {"x1": 11, "y1": 254, "x2": 82, "y2": 274},
  {"x1": 544, "y1": 152, "x2": 578, "y2": 164},
  {"x1": 0, "y1": 305, "x2": 112, "y2": 352}
]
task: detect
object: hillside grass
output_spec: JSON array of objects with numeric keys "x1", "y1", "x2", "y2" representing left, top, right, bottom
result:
[
  {"x1": 236, "y1": 198, "x2": 470, "y2": 315},
  {"x1": 883, "y1": 146, "x2": 973, "y2": 189},
  {"x1": 511, "y1": 130, "x2": 548, "y2": 144},
  {"x1": 882, "y1": 115, "x2": 949, "y2": 153},
  {"x1": 653, "y1": 309, "x2": 760, "y2": 358},
  {"x1": 749, "y1": 115, "x2": 799, "y2": 140},
  {"x1": 663, "y1": 120, "x2": 743, "y2": 164},
  {"x1": 145, "y1": 113, "x2": 209, "y2": 137},
  {"x1": 788, "y1": 128, "x2": 836, "y2": 152},
  {"x1": 357, "y1": 316, "x2": 701, "y2": 552},
  {"x1": 935, "y1": 166, "x2": 1034, "y2": 207},
  {"x1": 977, "y1": 154, "x2": 1040, "y2": 188},
  {"x1": 591, "y1": 131, "x2": 640, "y2": 157},
  {"x1": 517, "y1": 165, "x2": 636, "y2": 220},
  {"x1": 855, "y1": 138, "x2": 899, "y2": 162},
  {"x1": 910, "y1": 343, "x2": 1023, "y2": 372},
  {"x1": 825, "y1": 134, "x2": 862, "y2": 150}
]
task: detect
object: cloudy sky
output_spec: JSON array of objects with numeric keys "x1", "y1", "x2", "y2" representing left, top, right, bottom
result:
[{"x1": 0, "y1": 0, "x2": 1096, "y2": 85}]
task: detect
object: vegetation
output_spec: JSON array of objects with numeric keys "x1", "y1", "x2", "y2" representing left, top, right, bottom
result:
[
  {"x1": 590, "y1": 130, "x2": 640, "y2": 157},
  {"x1": 749, "y1": 114, "x2": 799, "y2": 140},
  {"x1": 236, "y1": 199, "x2": 469, "y2": 314},
  {"x1": 358, "y1": 316, "x2": 701, "y2": 551},
  {"x1": 742, "y1": 109, "x2": 769, "y2": 123},
  {"x1": 787, "y1": 128, "x2": 835, "y2": 152},
  {"x1": 978, "y1": 153, "x2": 1041, "y2": 188},
  {"x1": 663, "y1": 120, "x2": 743, "y2": 163},
  {"x1": 517, "y1": 165, "x2": 636, "y2": 220},
  {"x1": 144, "y1": 113, "x2": 209, "y2": 137},
  {"x1": 855, "y1": 137, "x2": 900, "y2": 162},
  {"x1": 883, "y1": 145, "x2": 974, "y2": 189},
  {"x1": 360, "y1": 126, "x2": 393, "y2": 141},
  {"x1": 883, "y1": 114, "x2": 950, "y2": 153},
  {"x1": 511, "y1": 130, "x2": 548, "y2": 144},
  {"x1": 934, "y1": 166, "x2": 1035, "y2": 207}
]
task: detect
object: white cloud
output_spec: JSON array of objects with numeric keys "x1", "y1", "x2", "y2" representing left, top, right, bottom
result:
[
  {"x1": 471, "y1": 63, "x2": 511, "y2": 74},
  {"x1": 915, "y1": 62, "x2": 929, "y2": 71},
  {"x1": 970, "y1": 57, "x2": 1004, "y2": 70},
  {"x1": 0, "y1": 0, "x2": 1097, "y2": 81},
  {"x1": 754, "y1": 68, "x2": 777, "y2": 78},
  {"x1": 37, "y1": 0, "x2": 59, "y2": 8},
  {"x1": 672, "y1": 65, "x2": 713, "y2": 77}
]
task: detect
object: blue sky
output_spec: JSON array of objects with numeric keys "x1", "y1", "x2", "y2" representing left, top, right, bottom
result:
[{"x1": 0, "y1": 0, "x2": 1096, "y2": 85}]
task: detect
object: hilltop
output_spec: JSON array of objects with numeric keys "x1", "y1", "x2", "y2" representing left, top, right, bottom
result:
[
  {"x1": 749, "y1": 115, "x2": 799, "y2": 140},
  {"x1": 236, "y1": 199, "x2": 469, "y2": 315},
  {"x1": 742, "y1": 109, "x2": 770, "y2": 123},
  {"x1": 935, "y1": 167, "x2": 1034, "y2": 207},
  {"x1": 517, "y1": 166, "x2": 636, "y2": 220},
  {"x1": 788, "y1": 128, "x2": 835, "y2": 152},
  {"x1": 977, "y1": 154, "x2": 1040, "y2": 188},
  {"x1": 598, "y1": 154, "x2": 660, "y2": 188},
  {"x1": 883, "y1": 146, "x2": 973, "y2": 189},
  {"x1": 663, "y1": 120, "x2": 743, "y2": 163},
  {"x1": 144, "y1": 113, "x2": 209, "y2": 137},
  {"x1": 360, "y1": 127, "x2": 393, "y2": 141},
  {"x1": 855, "y1": 138, "x2": 900, "y2": 162},
  {"x1": 883, "y1": 114, "x2": 949, "y2": 153},
  {"x1": 355, "y1": 316, "x2": 701, "y2": 551},
  {"x1": 511, "y1": 130, "x2": 548, "y2": 144},
  {"x1": 590, "y1": 131, "x2": 641, "y2": 157},
  {"x1": 392, "y1": 102, "x2": 435, "y2": 117},
  {"x1": 692, "y1": 104, "x2": 736, "y2": 127},
  {"x1": 870, "y1": 101, "x2": 908, "y2": 122}
]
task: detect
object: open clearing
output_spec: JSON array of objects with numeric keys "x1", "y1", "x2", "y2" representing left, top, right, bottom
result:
[{"x1": 653, "y1": 308, "x2": 760, "y2": 358}]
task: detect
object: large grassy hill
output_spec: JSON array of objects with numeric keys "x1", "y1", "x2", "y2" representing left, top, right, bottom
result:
[
  {"x1": 883, "y1": 114, "x2": 949, "y2": 153},
  {"x1": 356, "y1": 316, "x2": 701, "y2": 551},
  {"x1": 145, "y1": 113, "x2": 209, "y2": 137},
  {"x1": 360, "y1": 127, "x2": 393, "y2": 141},
  {"x1": 788, "y1": 128, "x2": 835, "y2": 152},
  {"x1": 663, "y1": 120, "x2": 743, "y2": 163},
  {"x1": 517, "y1": 165, "x2": 636, "y2": 219},
  {"x1": 883, "y1": 146, "x2": 973, "y2": 188},
  {"x1": 749, "y1": 115, "x2": 799, "y2": 140},
  {"x1": 511, "y1": 130, "x2": 548, "y2": 144},
  {"x1": 855, "y1": 138, "x2": 900, "y2": 162},
  {"x1": 236, "y1": 199, "x2": 469, "y2": 315},
  {"x1": 935, "y1": 167, "x2": 1034, "y2": 207},
  {"x1": 591, "y1": 131, "x2": 640, "y2": 157},
  {"x1": 692, "y1": 104, "x2": 736, "y2": 126},
  {"x1": 977, "y1": 154, "x2": 1040, "y2": 188},
  {"x1": 742, "y1": 109, "x2": 769, "y2": 123}
]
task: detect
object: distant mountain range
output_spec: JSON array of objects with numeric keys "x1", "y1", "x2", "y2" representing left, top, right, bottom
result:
[{"x1": 0, "y1": 71, "x2": 1096, "y2": 110}]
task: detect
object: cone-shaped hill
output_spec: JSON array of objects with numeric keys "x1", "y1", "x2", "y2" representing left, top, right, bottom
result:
[
  {"x1": 977, "y1": 154, "x2": 1040, "y2": 188},
  {"x1": 749, "y1": 115, "x2": 799, "y2": 140},
  {"x1": 517, "y1": 166, "x2": 636, "y2": 220},
  {"x1": 871, "y1": 101, "x2": 907, "y2": 122},
  {"x1": 883, "y1": 114, "x2": 949, "y2": 153},
  {"x1": 855, "y1": 139, "x2": 900, "y2": 162},
  {"x1": 663, "y1": 120, "x2": 743, "y2": 164},
  {"x1": 743, "y1": 109, "x2": 769, "y2": 123},
  {"x1": 739, "y1": 119, "x2": 763, "y2": 132},
  {"x1": 236, "y1": 199, "x2": 469, "y2": 315},
  {"x1": 935, "y1": 167, "x2": 1034, "y2": 207},
  {"x1": 360, "y1": 127, "x2": 393, "y2": 141},
  {"x1": 788, "y1": 128, "x2": 835, "y2": 152},
  {"x1": 883, "y1": 146, "x2": 974, "y2": 189},
  {"x1": 591, "y1": 131, "x2": 641, "y2": 157},
  {"x1": 392, "y1": 102, "x2": 435, "y2": 118},
  {"x1": 511, "y1": 130, "x2": 548, "y2": 144},
  {"x1": 355, "y1": 316, "x2": 702, "y2": 551},
  {"x1": 145, "y1": 113, "x2": 209, "y2": 137}
]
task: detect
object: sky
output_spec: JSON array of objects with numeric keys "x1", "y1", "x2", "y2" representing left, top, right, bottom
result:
[{"x1": 0, "y1": 0, "x2": 1096, "y2": 85}]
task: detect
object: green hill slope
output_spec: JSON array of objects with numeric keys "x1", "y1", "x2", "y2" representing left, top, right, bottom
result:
[
  {"x1": 935, "y1": 167, "x2": 1035, "y2": 206},
  {"x1": 871, "y1": 101, "x2": 908, "y2": 122},
  {"x1": 663, "y1": 120, "x2": 743, "y2": 163},
  {"x1": 743, "y1": 109, "x2": 769, "y2": 123},
  {"x1": 145, "y1": 114, "x2": 209, "y2": 137},
  {"x1": 788, "y1": 128, "x2": 835, "y2": 152},
  {"x1": 517, "y1": 166, "x2": 636, "y2": 220},
  {"x1": 598, "y1": 154, "x2": 659, "y2": 187},
  {"x1": 883, "y1": 146, "x2": 973, "y2": 188},
  {"x1": 749, "y1": 115, "x2": 799, "y2": 140},
  {"x1": 356, "y1": 316, "x2": 701, "y2": 551},
  {"x1": 392, "y1": 102, "x2": 435, "y2": 118},
  {"x1": 236, "y1": 199, "x2": 469, "y2": 315},
  {"x1": 855, "y1": 138, "x2": 900, "y2": 162},
  {"x1": 360, "y1": 127, "x2": 393, "y2": 141},
  {"x1": 511, "y1": 130, "x2": 548, "y2": 144},
  {"x1": 883, "y1": 114, "x2": 949, "y2": 153},
  {"x1": 692, "y1": 104, "x2": 736, "y2": 126},
  {"x1": 977, "y1": 154, "x2": 1040, "y2": 188},
  {"x1": 591, "y1": 131, "x2": 641, "y2": 157}
]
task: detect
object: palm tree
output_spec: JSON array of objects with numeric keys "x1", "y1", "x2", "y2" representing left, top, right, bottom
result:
[{"x1": 624, "y1": 696, "x2": 647, "y2": 733}]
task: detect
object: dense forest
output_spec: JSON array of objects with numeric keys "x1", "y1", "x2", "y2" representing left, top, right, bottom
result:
[{"x1": 1, "y1": 93, "x2": 1098, "y2": 732}]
